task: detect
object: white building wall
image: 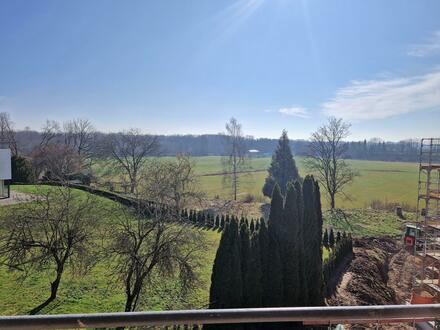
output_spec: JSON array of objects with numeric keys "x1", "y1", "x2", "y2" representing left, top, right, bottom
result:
[{"x1": 0, "y1": 149, "x2": 11, "y2": 180}]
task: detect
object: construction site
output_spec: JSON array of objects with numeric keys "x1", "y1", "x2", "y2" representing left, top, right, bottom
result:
[
  {"x1": 325, "y1": 138, "x2": 440, "y2": 329},
  {"x1": 412, "y1": 138, "x2": 440, "y2": 305}
]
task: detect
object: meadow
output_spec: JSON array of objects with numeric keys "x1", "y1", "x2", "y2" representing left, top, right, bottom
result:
[
  {"x1": 189, "y1": 157, "x2": 418, "y2": 210},
  {"x1": 1, "y1": 185, "x2": 220, "y2": 315},
  {"x1": 1, "y1": 183, "x2": 405, "y2": 315},
  {"x1": 93, "y1": 156, "x2": 419, "y2": 210},
  {"x1": 5, "y1": 156, "x2": 415, "y2": 315}
]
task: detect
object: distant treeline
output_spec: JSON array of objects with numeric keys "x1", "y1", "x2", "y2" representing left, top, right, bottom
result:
[{"x1": 15, "y1": 130, "x2": 420, "y2": 162}]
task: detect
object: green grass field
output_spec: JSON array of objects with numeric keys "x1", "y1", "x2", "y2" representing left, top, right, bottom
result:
[
  {"x1": 1, "y1": 185, "x2": 405, "y2": 315},
  {"x1": 0, "y1": 156, "x2": 414, "y2": 316},
  {"x1": 193, "y1": 156, "x2": 419, "y2": 210},
  {"x1": 92, "y1": 156, "x2": 419, "y2": 210},
  {"x1": 1, "y1": 185, "x2": 220, "y2": 315}
]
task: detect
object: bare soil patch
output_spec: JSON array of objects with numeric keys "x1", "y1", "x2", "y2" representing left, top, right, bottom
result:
[
  {"x1": 199, "y1": 169, "x2": 266, "y2": 177},
  {"x1": 0, "y1": 191, "x2": 35, "y2": 206},
  {"x1": 197, "y1": 198, "x2": 265, "y2": 219},
  {"x1": 328, "y1": 237, "x2": 420, "y2": 329}
]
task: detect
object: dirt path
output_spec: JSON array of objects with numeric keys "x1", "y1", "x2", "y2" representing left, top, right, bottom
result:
[{"x1": 198, "y1": 169, "x2": 266, "y2": 177}]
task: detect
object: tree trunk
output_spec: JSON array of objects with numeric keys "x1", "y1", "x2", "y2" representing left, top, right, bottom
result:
[
  {"x1": 29, "y1": 269, "x2": 63, "y2": 315},
  {"x1": 124, "y1": 293, "x2": 135, "y2": 312},
  {"x1": 330, "y1": 194, "x2": 336, "y2": 209},
  {"x1": 233, "y1": 171, "x2": 237, "y2": 201}
]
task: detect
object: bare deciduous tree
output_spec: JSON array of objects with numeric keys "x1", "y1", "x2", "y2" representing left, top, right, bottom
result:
[
  {"x1": 108, "y1": 159, "x2": 206, "y2": 312},
  {"x1": 222, "y1": 118, "x2": 249, "y2": 201},
  {"x1": 0, "y1": 112, "x2": 18, "y2": 155},
  {"x1": 141, "y1": 155, "x2": 204, "y2": 213},
  {"x1": 103, "y1": 129, "x2": 159, "y2": 193},
  {"x1": 63, "y1": 118, "x2": 95, "y2": 158},
  {"x1": 31, "y1": 144, "x2": 82, "y2": 181},
  {"x1": 40, "y1": 120, "x2": 61, "y2": 147},
  {"x1": 0, "y1": 185, "x2": 99, "y2": 314},
  {"x1": 40, "y1": 118, "x2": 95, "y2": 159},
  {"x1": 305, "y1": 117, "x2": 358, "y2": 209}
]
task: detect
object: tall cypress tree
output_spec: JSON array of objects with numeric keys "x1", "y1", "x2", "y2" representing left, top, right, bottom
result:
[
  {"x1": 266, "y1": 184, "x2": 284, "y2": 307},
  {"x1": 244, "y1": 232, "x2": 263, "y2": 307},
  {"x1": 209, "y1": 219, "x2": 243, "y2": 310},
  {"x1": 329, "y1": 228, "x2": 335, "y2": 248},
  {"x1": 281, "y1": 182, "x2": 299, "y2": 306},
  {"x1": 302, "y1": 176, "x2": 324, "y2": 306},
  {"x1": 302, "y1": 177, "x2": 314, "y2": 305},
  {"x1": 258, "y1": 219, "x2": 270, "y2": 307},
  {"x1": 255, "y1": 218, "x2": 262, "y2": 231},
  {"x1": 208, "y1": 177, "x2": 325, "y2": 329},
  {"x1": 262, "y1": 130, "x2": 299, "y2": 197},
  {"x1": 294, "y1": 180, "x2": 308, "y2": 306},
  {"x1": 268, "y1": 184, "x2": 284, "y2": 236},
  {"x1": 323, "y1": 228, "x2": 329, "y2": 250},
  {"x1": 313, "y1": 180, "x2": 324, "y2": 306},
  {"x1": 240, "y1": 222, "x2": 252, "y2": 306},
  {"x1": 220, "y1": 215, "x2": 225, "y2": 230}
]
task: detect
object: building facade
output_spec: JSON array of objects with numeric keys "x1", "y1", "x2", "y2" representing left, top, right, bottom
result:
[{"x1": 0, "y1": 148, "x2": 11, "y2": 198}]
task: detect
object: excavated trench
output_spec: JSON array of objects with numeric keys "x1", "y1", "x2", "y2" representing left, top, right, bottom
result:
[{"x1": 327, "y1": 237, "x2": 421, "y2": 329}]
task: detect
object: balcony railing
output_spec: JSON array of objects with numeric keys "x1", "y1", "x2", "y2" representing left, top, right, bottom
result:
[{"x1": 0, "y1": 304, "x2": 439, "y2": 329}]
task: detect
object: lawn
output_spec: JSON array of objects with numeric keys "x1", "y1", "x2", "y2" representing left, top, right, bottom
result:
[
  {"x1": 195, "y1": 157, "x2": 419, "y2": 210},
  {"x1": 0, "y1": 184, "x2": 406, "y2": 315},
  {"x1": 323, "y1": 209, "x2": 409, "y2": 237},
  {"x1": 93, "y1": 156, "x2": 418, "y2": 209},
  {"x1": 92, "y1": 156, "x2": 419, "y2": 210},
  {"x1": 0, "y1": 185, "x2": 221, "y2": 315}
]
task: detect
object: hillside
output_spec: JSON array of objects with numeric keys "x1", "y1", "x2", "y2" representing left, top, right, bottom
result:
[
  {"x1": 0, "y1": 185, "x2": 221, "y2": 315},
  {"x1": 0, "y1": 185, "x2": 407, "y2": 316}
]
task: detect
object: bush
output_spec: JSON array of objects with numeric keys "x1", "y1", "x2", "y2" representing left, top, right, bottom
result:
[
  {"x1": 242, "y1": 193, "x2": 256, "y2": 203},
  {"x1": 11, "y1": 155, "x2": 33, "y2": 183},
  {"x1": 67, "y1": 172, "x2": 93, "y2": 185},
  {"x1": 322, "y1": 232, "x2": 353, "y2": 296},
  {"x1": 368, "y1": 199, "x2": 416, "y2": 212}
]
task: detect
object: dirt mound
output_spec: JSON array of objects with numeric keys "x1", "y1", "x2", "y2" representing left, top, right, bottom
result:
[
  {"x1": 328, "y1": 236, "x2": 420, "y2": 329},
  {"x1": 329, "y1": 237, "x2": 398, "y2": 306},
  {"x1": 354, "y1": 236, "x2": 401, "y2": 254},
  {"x1": 388, "y1": 249, "x2": 421, "y2": 304}
]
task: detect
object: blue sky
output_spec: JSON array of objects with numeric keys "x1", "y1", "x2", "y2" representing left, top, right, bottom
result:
[{"x1": 1, "y1": 0, "x2": 439, "y2": 140}]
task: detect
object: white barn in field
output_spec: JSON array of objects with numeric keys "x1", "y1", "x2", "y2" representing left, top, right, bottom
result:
[{"x1": 0, "y1": 148, "x2": 11, "y2": 198}]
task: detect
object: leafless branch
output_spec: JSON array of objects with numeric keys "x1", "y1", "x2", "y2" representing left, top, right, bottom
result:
[{"x1": 305, "y1": 117, "x2": 359, "y2": 209}]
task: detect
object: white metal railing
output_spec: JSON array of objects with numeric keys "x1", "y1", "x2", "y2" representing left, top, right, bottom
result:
[{"x1": 0, "y1": 304, "x2": 439, "y2": 329}]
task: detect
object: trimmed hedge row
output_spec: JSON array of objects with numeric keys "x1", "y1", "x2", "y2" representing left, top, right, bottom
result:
[
  {"x1": 15, "y1": 182, "x2": 259, "y2": 231},
  {"x1": 322, "y1": 231, "x2": 353, "y2": 296}
]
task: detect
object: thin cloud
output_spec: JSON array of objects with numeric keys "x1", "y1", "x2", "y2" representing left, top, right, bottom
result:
[
  {"x1": 278, "y1": 106, "x2": 310, "y2": 119},
  {"x1": 321, "y1": 71, "x2": 440, "y2": 121},
  {"x1": 408, "y1": 30, "x2": 440, "y2": 57}
]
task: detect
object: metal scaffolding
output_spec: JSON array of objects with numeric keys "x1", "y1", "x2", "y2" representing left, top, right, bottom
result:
[{"x1": 414, "y1": 138, "x2": 440, "y2": 302}]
